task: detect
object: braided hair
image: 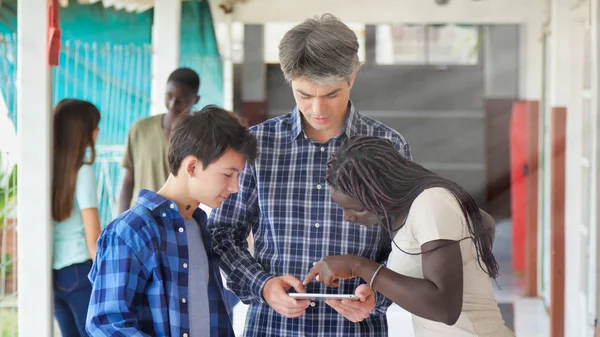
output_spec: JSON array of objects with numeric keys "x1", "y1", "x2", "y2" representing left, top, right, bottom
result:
[{"x1": 326, "y1": 136, "x2": 499, "y2": 279}]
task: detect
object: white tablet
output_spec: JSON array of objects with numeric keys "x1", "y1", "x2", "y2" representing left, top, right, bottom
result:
[{"x1": 288, "y1": 293, "x2": 359, "y2": 301}]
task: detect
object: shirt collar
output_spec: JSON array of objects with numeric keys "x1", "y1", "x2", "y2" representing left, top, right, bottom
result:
[
  {"x1": 288, "y1": 100, "x2": 361, "y2": 143},
  {"x1": 136, "y1": 189, "x2": 169, "y2": 210},
  {"x1": 135, "y1": 189, "x2": 207, "y2": 221}
]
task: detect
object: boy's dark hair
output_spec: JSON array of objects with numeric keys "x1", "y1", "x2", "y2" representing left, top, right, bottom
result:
[
  {"x1": 167, "y1": 67, "x2": 201, "y2": 93},
  {"x1": 168, "y1": 105, "x2": 258, "y2": 174}
]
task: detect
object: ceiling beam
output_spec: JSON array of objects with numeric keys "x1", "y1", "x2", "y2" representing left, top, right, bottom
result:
[{"x1": 211, "y1": 0, "x2": 545, "y2": 24}]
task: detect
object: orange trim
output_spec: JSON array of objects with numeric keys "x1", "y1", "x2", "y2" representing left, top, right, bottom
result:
[
  {"x1": 510, "y1": 101, "x2": 527, "y2": 274},
  {"x1": 525, "y1": 100, "x2": 539, "y2": 297},
  {"x1": 550, "y1": 107, "x2": 566, "y2": 337}
]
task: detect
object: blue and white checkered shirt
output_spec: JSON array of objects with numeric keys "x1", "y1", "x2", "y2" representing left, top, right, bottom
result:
[
  {"x1": 87, "y1": 190, "x2": 235, "y2": 337},
  {"x1": 208, "y1": 102, "x2": 411, "y2": 336}
]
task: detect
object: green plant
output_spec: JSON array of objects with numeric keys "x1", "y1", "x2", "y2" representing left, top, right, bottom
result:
[
  {"x1": 0, "y1": 153, "x2": 17, "y2": 226},
  {"x1": 0, "y1": 308, "x2": 17, "y2": 337},
  {"x1": 1, "y1": 253, "x2": 12, "y2": 272}
]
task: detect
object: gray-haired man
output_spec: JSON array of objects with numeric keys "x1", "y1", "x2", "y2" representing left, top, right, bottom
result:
[{"x1": 209, "y1": 14, "x2": 412, "y2": 336}]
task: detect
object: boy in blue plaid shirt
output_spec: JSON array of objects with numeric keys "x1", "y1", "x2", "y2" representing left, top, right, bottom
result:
[{"x1": 86, "y1": 105, "x2": 257, "y2": 337}]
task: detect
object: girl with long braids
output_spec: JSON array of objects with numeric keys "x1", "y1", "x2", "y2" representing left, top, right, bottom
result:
[{"x1": 303, "y1": 136, "x2": 514, "y2": 336}]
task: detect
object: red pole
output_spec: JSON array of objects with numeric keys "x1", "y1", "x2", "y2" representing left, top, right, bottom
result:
[{"x1": 47, "y1": 0, "x2": 61, "y2": 66}]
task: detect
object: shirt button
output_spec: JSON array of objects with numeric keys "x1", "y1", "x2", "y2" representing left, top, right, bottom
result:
[
  {"x1": 183, "y1": 263, "x2": 188, "y2": 268},
  {"x1": 312, "y1": 262, "x2": 317, "y2": 266},
  {"x1": 170, "y1": 204, "x2": 175, "y2": 209},
  {"x1": 181, "y1": 298, "x2": 187, "y2": 303},
  {"x1": 310, "y1": 302, "x2": 316, "y2": 307},
  {"x1": 314, "y1": 223, "x2": 320, "y2": 228},
  {"x1": 320, "y1": 147, "x2": 325, "y2": 152},
  {"x1": 162, "y1": 213, "x2": 166, "y2": 217},
  {"x1": 183, "y1": 334, "x2": 188, "y2": 337},
  {"x1": 179, "y1": 227, "x2": 184, "y2": 233},
  {"x1": 316, "y1": 184, "x2": 322, "y2": 190}
]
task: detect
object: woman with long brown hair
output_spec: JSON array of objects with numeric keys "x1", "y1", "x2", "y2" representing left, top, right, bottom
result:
[{"x1": 52, "y1": 99, "x2": 102, "y2": 337}]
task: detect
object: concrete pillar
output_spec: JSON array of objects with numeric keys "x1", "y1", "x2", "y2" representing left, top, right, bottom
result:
[
  {"x1": 591, "y1": 1, "x2": 600, "y2": 334},
  {"x1": 483, "y1": 25, "x2": 520, "y2": 99},
  {"x1": 482, "y1": 24, "x2": 521, "y2": 219},
  {"x1": 151, "y1": 0, "x2": 182, "y2": 115},
  {"x1": 563, "y1": 5, "x2": 587, "y2": 335},
  {"x1": 563, "y1": 1, "x2": 600, "y2": 336},
  {"x1": 17, "y1": 0, "x2": 53, "y2": 335},
  {"x1": 548, "y1": 1, "x2": 570, "y2": 108},
  {"x1": 240, "y1": 24, "x2": 267, "y2": 125},
  {"x1": 365, "y1": 25, "x2": 377, "y2": 65},
  {"x1": 520, "y1": 21, "x2": 544, "y2": 101}
]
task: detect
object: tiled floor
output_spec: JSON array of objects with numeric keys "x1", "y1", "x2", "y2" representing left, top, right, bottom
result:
[
  {"x1": 493, "y1": 219, "x2": 550, "y2": 337},
  {"x1": 230, "y1": 219, "x2": 550, "y2": 336},
  {"x1": 232, "y1": 299, "x2": 549, "y2": 337}
]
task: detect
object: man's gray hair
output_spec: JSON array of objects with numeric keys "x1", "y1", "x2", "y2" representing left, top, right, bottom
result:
[{"x1": 278, "y1": 14, "x2": 360, "y2": 85}]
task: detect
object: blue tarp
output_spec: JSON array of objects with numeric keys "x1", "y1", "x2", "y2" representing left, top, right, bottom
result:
[
  {"x1": 0, "y1": 0, "x2": 223, "y2": 145},
  {"x1": 0, "y1": 0, "x2": 224, "y2": 226}
]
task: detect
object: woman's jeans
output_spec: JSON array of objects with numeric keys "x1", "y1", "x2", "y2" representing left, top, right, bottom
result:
[{"x1": 53, "y1": 260, "x2": 93, "y2": 337}]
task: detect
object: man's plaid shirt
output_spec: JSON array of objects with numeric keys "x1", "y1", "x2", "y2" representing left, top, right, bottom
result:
[{"x1": 209, "y1": 102, "x2": 411, "y2": 336}]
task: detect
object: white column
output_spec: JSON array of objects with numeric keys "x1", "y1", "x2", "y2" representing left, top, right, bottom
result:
[
  {"x1": 520, "y1": 20, "x2": 544, "y2": 100},
  {"x1": 151, "y1": 0, "x2": 182, "y2": 115},
  {"x1": 590, "y1": 0, "x2": 600, "y2": 332},
  {"x1": 539, "y1": 0, "x2": 571, "y2": 304},
  {"x1": 549, "y1": 0, "x2": 570, "y2": 107},
  {"x1": 223, "y1": 17, "x2": 234, "y2": 111},
  {"x1": 17, "y1": 0, "x2": 53, "y2": 335}
]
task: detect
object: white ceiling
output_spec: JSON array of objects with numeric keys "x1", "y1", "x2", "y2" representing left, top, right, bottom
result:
[{"x1": 57, "y1": 0, "x2": 545, "y2": 24}]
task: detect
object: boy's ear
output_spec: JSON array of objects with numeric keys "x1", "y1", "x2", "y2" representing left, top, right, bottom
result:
[{"x1": 182, "y1": 156, "x2": 200, "y2": 177}]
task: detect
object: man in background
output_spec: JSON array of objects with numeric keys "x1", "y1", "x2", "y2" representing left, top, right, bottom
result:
[{"x1": 118, "y1": 67, "x2": 200, "y2": 214}]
